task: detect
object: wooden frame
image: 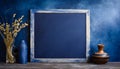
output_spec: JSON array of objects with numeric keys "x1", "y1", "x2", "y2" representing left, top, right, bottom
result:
[{"x1": 30, "y1": 9, "x2": 90, "y2": 62}]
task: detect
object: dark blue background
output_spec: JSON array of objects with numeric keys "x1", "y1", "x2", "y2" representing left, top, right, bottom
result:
[
  {"x1": 0, "y1": 0, "x2": 120, "y2": 62},
  {"x1": 35, "y1": 13, "x2": 86, "y2": 58}
]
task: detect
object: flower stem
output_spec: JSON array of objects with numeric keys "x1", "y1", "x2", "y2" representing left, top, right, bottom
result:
[{"x1": 0, "y1": 31, "x2": 4, "y2": 39}]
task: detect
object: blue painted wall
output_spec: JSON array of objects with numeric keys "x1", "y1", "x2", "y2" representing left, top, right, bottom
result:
[{"x1": 0, "y1": 0, "x2": 120, "y2": 62}]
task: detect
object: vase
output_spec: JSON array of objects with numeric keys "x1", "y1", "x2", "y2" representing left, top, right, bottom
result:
[
  {"x1": 92, "y1": 44, "x2": 109, "y2": 64},
  {"x1": 19, "y1": 40, "x2": 28, "y2": 64},
  {"x1": 5, "y1": 42, "x2": 15, "y2": 63}
]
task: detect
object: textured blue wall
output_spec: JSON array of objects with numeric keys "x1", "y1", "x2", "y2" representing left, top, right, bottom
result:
[{"x1": 0, "y1": 0, "x2": 120, "y2": 62}]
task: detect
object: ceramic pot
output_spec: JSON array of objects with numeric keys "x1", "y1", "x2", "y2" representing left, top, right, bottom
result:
[{"x1": 92, "y1": 44, "x2": 109, "y2": 64}]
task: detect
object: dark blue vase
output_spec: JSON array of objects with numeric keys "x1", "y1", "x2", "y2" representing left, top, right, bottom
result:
[{"x1": 19, "y1": 40, "x2": 28, "y2": 64}]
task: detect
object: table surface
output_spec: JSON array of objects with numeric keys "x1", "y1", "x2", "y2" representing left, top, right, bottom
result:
[{"x1": 0, "y1": 62, "x2": 120, "y2": 69}]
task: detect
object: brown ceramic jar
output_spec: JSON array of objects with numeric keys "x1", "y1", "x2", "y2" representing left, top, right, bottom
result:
[{"x1": 92, "y1": 44, "x2": 109, "y2": 64}]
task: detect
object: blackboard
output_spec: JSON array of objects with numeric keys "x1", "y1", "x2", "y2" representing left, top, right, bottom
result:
[{"x1": 30, "y1": 9, "x2": 90, "y2": 62}]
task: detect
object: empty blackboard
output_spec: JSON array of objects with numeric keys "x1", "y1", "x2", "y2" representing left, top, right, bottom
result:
[{"x1": 30, "y1": 9, "x2": 90, "y2": 62}]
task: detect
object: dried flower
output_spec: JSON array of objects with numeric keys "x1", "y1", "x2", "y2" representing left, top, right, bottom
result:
[
  {"x1": 0, "y1": 14, "x2": 28, "y2": 63},
  {"x1": 13, "y1": 14, "x2": 16, "y2": 18}
]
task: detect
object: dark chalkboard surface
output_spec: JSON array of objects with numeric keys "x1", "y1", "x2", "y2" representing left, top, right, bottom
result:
[{"x1": 30, "y1": 9, "x2": 90, "y2": 62}]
